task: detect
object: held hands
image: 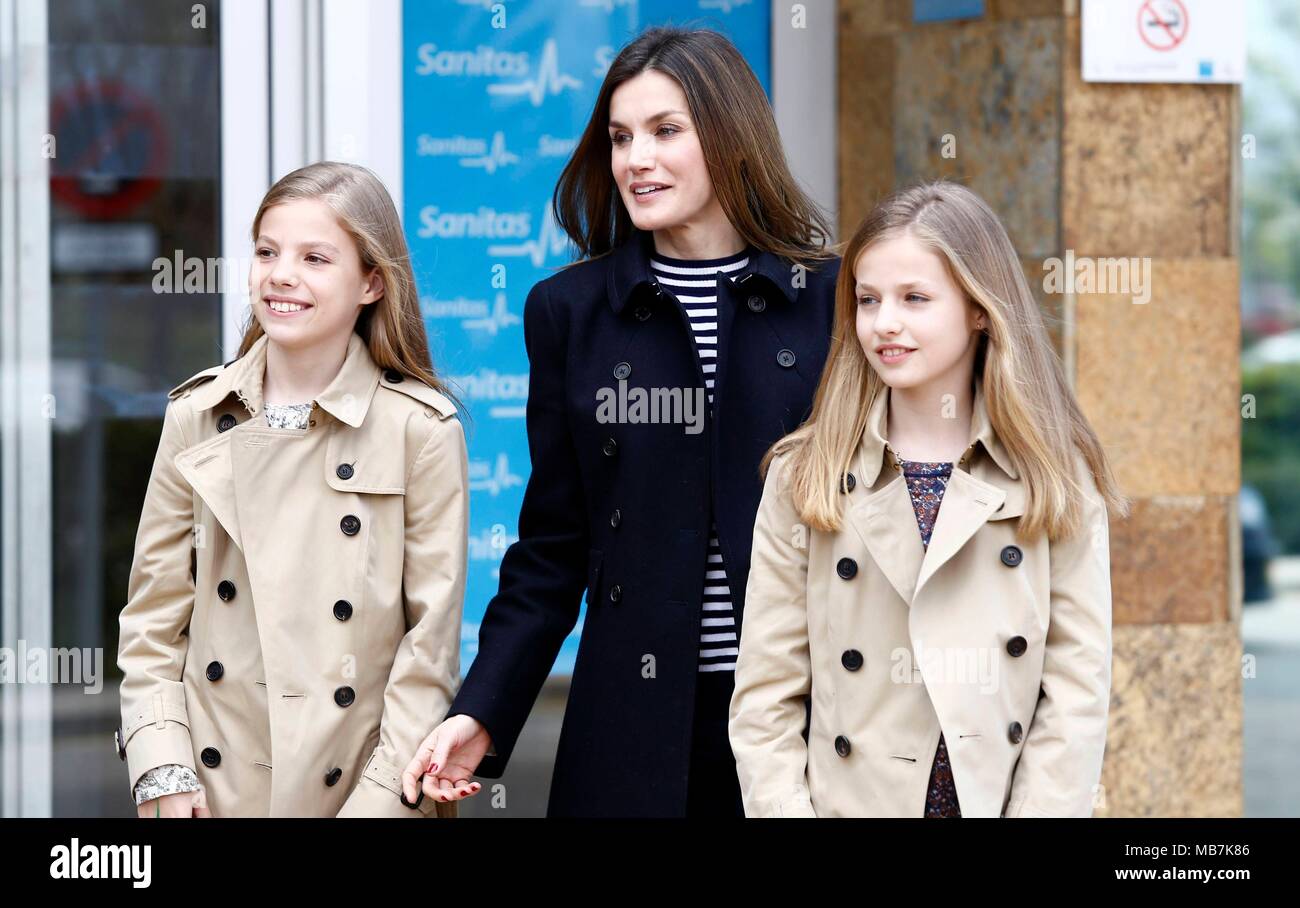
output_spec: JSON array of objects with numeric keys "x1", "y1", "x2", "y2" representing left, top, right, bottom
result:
[
  {"x1": 401, "y1": 714, "x2": 489, "y2": 805},
  {"x1": 137, "y1": 787, "x2": 210, "y2": 818}
]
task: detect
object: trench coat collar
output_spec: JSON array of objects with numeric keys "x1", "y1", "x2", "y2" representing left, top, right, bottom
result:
[
  {"x1": 188, "y1": 331, "x2": 381, "y2": 428},
  {"x1": 853, "y1": 378, "x2": 1020, "y2": 489},
  {"x1": 844, "y1": 377, "x2": 1023, "y2": 607},
  {"x1": 606, "y1": 228, "x2": 800, "y2": 316}
]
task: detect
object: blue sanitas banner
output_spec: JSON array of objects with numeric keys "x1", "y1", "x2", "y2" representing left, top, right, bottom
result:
[{"x1": 402, "y1": 0, "x2": 771, "y2": 674}]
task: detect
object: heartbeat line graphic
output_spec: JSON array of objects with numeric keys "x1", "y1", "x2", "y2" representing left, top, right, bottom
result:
[
  {"x1": 461, "y1": 131, "x2": 520, "y2": 174},
  {"x1": 462, "y1": 292, "x2": 522, "y2": 336},
  {"x1": 469, "y1": 453, "x2": 525, "y2": 497},
  {"x1": 488, "y1": 38, "x2": 581, "y2": 107},
  {"x1": 578, "y1": 0, "x2": 635, "y2": 12},
  {"x1": 487, "y1": 203, "x2": 573, "y2": 268},
  {"x1": 699, "y1": 0, "x2": 752, "y2": 12}
]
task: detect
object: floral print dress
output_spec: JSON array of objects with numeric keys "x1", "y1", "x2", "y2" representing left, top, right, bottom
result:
[
  {"x1": 131, "y1": 402, "x2": 313, "y2": 806},
  {"x1": 897, "y1": 457, "x2": 963, "y2": 818}
]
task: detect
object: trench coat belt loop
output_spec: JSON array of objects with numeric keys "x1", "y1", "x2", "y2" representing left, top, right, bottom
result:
[{"x1": 153, "y1": 693, "x2": 167, "y2": 730}]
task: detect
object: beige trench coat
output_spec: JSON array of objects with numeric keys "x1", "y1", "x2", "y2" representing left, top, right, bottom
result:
[
  {"x1": 115, "y1": 331, "x2": 466, "y2": 817},
  {"x1": 730, "y1": 380, "x2": 1112, "y2": 817}
]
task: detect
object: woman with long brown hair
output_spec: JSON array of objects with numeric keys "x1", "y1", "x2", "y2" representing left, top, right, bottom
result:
[{"x1": 402, "y1": 26, "x2": 839, "y2": 817}]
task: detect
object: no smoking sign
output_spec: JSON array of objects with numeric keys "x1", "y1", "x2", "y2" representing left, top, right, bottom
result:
[{"x1": 1138, "y1": 0, "x2": 1188, "y2": 52}]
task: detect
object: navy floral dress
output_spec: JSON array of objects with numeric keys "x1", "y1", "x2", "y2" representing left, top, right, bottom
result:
[{"x1": 897, "y1": 457, "x2": 963, "y2": 818}]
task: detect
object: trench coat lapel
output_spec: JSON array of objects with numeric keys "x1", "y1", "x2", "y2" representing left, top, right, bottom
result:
[{"x1": 841, "y1": 379, "x2": 1023, "y2": 607}]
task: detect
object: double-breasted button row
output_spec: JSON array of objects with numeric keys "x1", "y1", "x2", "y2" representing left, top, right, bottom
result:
[
  {"x1": 747, "y1": 295, "x2": 766, "y2": 313},
  {"x1": 841, "y1": 472, "x2": 856, "y2": 493},
  {"x1": 340, "y1": 514, "x2": 361, "y2": 536},
  {"x1": 333, "y1": 599, "x2": 353, "y2": 621},
  {"x1": 336, "y1": 463, "x2": 354, "y2": 480},
  {"x1": 201, "y1": 747, "x2": 221, "y2": 768},
  {"x1": 841, "y1": 649, "x2": 864, "y2": 671},
  {"x1": 1006, "y1": 635, "x2": 1027, "y2": 657},
  {"x1": 334, "y1": 686, "x2": 355, "y2": 707},
  {"x1": 836, "y1": 557, "x2": 857, "y2": 580},
  {"x1": 835, "y1": 735, "x2": 852, "y2": 757},
  {"x1": 1000, "y1": 545, "x2": 1022, "y2": 567},
  {"x1": 609, "y1": 584, "x2": 622, "y2": 603},
  {"x1": 634, "y1": 305, "x2": 652, "y2": 322},
  {"x1": 610, "y1": 509, "x2": 622, "y2": 529},
  {"x1": 1008, "y1": 721, "x2": 1024, "y2": 744},
  {"x1": 613, "y1": 362, "x2": 631, "y2": 380},
  {"x1": 776, "y1": 349, "x2": 797, "y2": 369},
  {"x1": 324, "y1": 767, "x2": 343, "y2": 787},
  {"x1": 217, "y1": 580, "x2": 236, "y2": 602},
  {"x1": 206, "y1": 661, "x2": 224, "y2": 682},
  {"x1": 602, "y1": 438, "x2": 618, "y2": 457}
]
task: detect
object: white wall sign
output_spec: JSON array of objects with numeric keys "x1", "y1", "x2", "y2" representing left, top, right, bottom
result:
[{"x1": 1082, "y1": 0, "x2": 1245, "y2": 84}]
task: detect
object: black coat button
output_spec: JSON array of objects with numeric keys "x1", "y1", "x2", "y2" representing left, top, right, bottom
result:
[
  {"x1": 334, "y1": 686, "x2": 356, "y2": 707},
  {"x1": 836, "y1": 557, "x2": 858, "y2": 580},
  {"x1": 1006, "y1": 635, "x2": 1027, "y2": 657},
  {"x1": 834, "y1": 735, "x2": 852, "y2": 757},
  {"x1": 200, "y1": 747, "x2": 221, "y2": 768},
  {"x1": 340, "y1": 514, "x2": 361, "y2": 536},
  {"x1": 217, "y1": 580, "x2": 236, "y2": 602},
  {"x1": 384, "y1": 368, "x2": 404, "y2": 383},
  {"x1": 747, "y1": 295, "x2": 766, "y2": 313},
  {"x1": 609, "y1": 584, "x2": 622, "y2": 603},
  {"x1": 216, "y1": 413, "x2": 236, "y2": 432},
  {"x1": 610, "y1": 509, "x2": 622, "y2": 529},
  {"x1": 613, "y1": 361, "x2": 631, "y2": 380},
  {"x1": 325, "y1": 767, "x2": 343, "y2": 787},
  {"x1": 1008, "y1": 721, "x2": 1024, "y2": 744},
  {"x1": 1000, "y1": 545, "x2": 1022, "y2": 567},
  {"x1": 602, "y1": 438, "x2": 618, "y2": 457},
  {"x1": 336, "y1": 463, "x2": 354, "y2": 480},
  {"x1": 776, "y1": 349, "x2": 796, "y2": 368},
  {"x1": 333, "y1": 599, "x2": 353, "y2": 621},
  {"x1": 206, "y1": 661, "x2": 224, "y2": 682},
  {"x1": 634, "y1": 305, "x2": 652, "y2": 321},
  {"x1": 842, "y1": 472, "x2": 856, "y2": 493},
  {"x1": 841, "y1": 649, "x2": 864, "y2": 671}
]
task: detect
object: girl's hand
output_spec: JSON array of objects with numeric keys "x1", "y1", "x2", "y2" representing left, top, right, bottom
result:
[
  {"x1": 401, "y1": 715, "x2": 489, "y2": 805},
  {"x1": 137, "y1": 786, "x2": 211, "y2": 818}
]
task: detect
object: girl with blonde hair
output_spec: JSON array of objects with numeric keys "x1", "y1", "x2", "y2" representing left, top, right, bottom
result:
[{"x1": 730, "y1": 180, "x2": 1127, "y2": 817}]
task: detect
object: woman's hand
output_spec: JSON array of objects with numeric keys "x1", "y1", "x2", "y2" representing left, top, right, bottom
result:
[
  {"x1": 401, "y1": 715, "x2": 489, "y2": 805},
  {"x1": 137, "y1": 787, "x2": 210, "y2": 818}
]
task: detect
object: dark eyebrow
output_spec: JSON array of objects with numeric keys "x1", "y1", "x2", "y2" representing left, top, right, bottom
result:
[
  {"x1": 256, "y1": 235, "x2": 341, "y2": 256},
  {"x1": 608, "y1": 109, "x2": 688, "y2": 130}
]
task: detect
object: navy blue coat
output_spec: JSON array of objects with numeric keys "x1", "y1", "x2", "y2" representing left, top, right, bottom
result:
[{"x1": 448, "y1": 228, "x2": 840, "y2": 816}]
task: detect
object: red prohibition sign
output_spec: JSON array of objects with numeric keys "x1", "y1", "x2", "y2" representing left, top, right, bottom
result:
[{"x1": 1138, "y1": 0, "x2": 1188, "y2": 52}]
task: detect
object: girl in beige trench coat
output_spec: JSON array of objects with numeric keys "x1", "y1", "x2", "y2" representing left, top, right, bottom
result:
[
  {"x1": 729, "y1": 181, "x2": 1130, "y2": 818},
  {"x1": 115, "y1": 162, "x2": 469, "y2": 817}
]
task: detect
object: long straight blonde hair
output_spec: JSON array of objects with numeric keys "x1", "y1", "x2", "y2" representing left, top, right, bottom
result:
[
  {"x1": 764, "y1": 180, "x2": 1127, "y2": 543},
  {"x1": 239, "y1": 161, "x2": 462, "y2": 414}
]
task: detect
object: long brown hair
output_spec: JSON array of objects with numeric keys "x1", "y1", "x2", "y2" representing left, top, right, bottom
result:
[
  {"x1": 764, "y1": 180, "x2": 1128, "y2": 543},
  {"x1": 554, "y1": 25, "x2": 835, "y2": 268},
  {"x1": 239, "y1": 161, "x2": 463, "y2": 415}
]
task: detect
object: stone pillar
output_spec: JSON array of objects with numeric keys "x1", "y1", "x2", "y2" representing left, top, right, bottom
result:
[{"x1": 838, "y1": 0, "x2": 1242, "y2": 816}]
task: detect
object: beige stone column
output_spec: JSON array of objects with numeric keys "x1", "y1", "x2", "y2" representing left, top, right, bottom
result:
[{"x1": 838, "y1": 0, "x2": 1242, "y2": 816}]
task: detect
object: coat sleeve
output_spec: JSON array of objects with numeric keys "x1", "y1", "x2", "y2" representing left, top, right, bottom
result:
[
  {"x1": 337, "y1": 413, "x2": 469, "y2": 818},
  {"x1": 1004, "y1": 456, "x2": 1113, "y2": 818},
  {"x1": 117, "y1": 398, "x2": 199, "y2": 797},
  {"x1": 443, "y1": 278, "x2": 588, "y2": 776},
  {"x1": 729, "y1": 452, "x2": 817, "y2": 818}
]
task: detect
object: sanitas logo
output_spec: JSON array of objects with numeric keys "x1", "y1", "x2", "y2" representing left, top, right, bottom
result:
[
  {"x1": 414, "y1": 44, "x2": 529, "y2": 78},
  {"x1": 416, "y1": 206, "x2": 530, "y2": 240}
]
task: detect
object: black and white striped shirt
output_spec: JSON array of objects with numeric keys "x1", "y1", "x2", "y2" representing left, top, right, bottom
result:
[{"x1": 649, "y1": 246, "x2": 751, "y2": 673}]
